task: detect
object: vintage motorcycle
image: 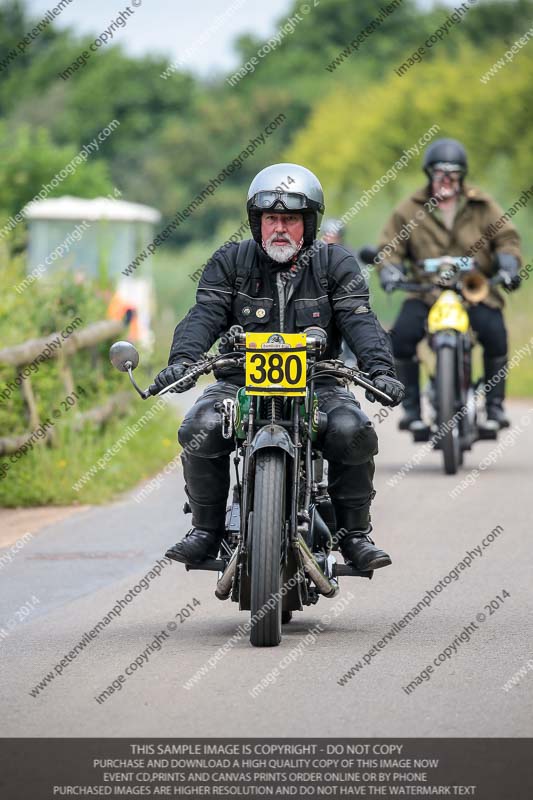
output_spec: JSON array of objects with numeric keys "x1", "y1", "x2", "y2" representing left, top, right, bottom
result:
[
  {"x1": 110, "y1": 326, "x2": 393, "y2": 648},
  {"x1": 391, "y1": 256, "x2": 501, "y2": 474}
]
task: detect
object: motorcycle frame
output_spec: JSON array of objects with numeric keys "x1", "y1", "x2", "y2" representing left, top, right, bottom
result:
[{"x1": 232, "y1": 379, "x2": 320, "y2": 612}]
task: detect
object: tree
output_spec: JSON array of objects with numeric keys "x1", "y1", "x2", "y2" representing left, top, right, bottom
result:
[{"x1": 0, "y1": 123, "x2": 112, "y2": 226}]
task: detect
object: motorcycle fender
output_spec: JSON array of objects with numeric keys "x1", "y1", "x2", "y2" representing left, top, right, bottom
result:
[
  {"x1": 432, "y1": 331, "x2": 459, "y2": 350},
  {"x1": 249, "y1": 424, "x2": 296, "y2": 459}
]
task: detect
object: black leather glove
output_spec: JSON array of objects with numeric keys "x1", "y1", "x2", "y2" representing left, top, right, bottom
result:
[
  {"x1": 149, "y1": 361, "x2": 194, "y2": 395},
  {"x1": 365, "y1": 374, "x2": 405, "y2": 407},
  {"x1": 498, "y1": 269, "x2": 521, "y2": 292},
  {"x1": 379, "y1": 263, "x2": 405, "y2": 293},
  {"x1": 495, "y1": 253, "x2": 521, "y2": 292}
]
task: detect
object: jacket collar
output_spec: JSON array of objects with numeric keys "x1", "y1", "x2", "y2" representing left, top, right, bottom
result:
[{"x1": 411, "y1": 183, "x2": 490, "y2": 205}]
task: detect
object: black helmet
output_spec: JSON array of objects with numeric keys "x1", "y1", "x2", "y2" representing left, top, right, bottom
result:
[
  {"x1": 423, "y1": 138, "x2": 468, "y2": 178},
  {"x1": 247, "y1": 163, "x2": 325, "y2": 247}
]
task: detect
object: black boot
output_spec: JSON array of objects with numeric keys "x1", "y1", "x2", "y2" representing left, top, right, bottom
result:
[
  {"x1": 338, "y1": 525, "x2": 392, "y2": 571},
  {"x1": 165, "y1": 451, "x2": 229, "y2": 564},
  {"x1": 394, "y1": 358, "x2": 422, "y2": 430},
  {"x1": 333, "y1": 504, "x2": 391, "y2": 571},
  {"x1": 484, "y1": 354, "x2": 510, "y2": 428},
  {"x1": 166, "y1": 528, "x2": 223, "y2": 564}
]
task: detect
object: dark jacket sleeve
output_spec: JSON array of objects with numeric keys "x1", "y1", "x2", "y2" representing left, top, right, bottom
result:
[
  {"x1": 168, "y1": 243, "x2": 238, "y2": 365},
  {"x1": 327, "y1": 244, "x2": 395, "y2": 378}
]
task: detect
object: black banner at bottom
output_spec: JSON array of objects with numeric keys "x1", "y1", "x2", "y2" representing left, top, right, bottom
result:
[{"x1": 1, "y1": 739, "x2": 531, "y2": 799}]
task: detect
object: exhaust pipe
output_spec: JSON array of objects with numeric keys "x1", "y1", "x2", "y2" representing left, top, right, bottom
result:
[
  {"x1": 215, "y1": 547, "x2": 239, "y2": 600},
  {"x1": 297, "y1": 536, "x2": 339, "y2": 598}
]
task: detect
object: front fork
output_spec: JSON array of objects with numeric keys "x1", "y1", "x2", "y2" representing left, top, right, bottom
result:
[
  {"x1": 232, "y1": 397, "x2": 301, "y2": 607},
  {"x1": 431, "y1": 331, "x2": 472, "y2": 438}
]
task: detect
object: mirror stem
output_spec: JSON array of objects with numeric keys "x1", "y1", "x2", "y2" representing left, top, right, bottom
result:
[{"x1": 127, "y1": 366, "x2": 150, "y2": 399}]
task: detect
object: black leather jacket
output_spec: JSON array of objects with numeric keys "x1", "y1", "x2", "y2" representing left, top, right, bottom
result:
[{"x1": 168, "y1": 239, "x2": 395, "y2": 383}]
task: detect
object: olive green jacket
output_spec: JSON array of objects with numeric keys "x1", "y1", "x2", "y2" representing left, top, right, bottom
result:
[{"x1": 377, "y1": 184, "x2": 522, "y2": 308}]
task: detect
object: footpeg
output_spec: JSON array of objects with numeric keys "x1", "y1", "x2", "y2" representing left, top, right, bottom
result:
[
  {"x1": 410, "y1": 420, "x2": 431, "y2": 442},
  {"x1": 185, "y1": 558, "x2": 225, "y2": 572},
  {"x1": 477, "y1": 422, "x2": 499, "y2": 440},
  {"x1": 334, "y1": 563, "x2": 374, "y2": 579}
]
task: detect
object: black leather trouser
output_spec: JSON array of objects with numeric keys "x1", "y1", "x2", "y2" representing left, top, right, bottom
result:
[
  {"x1": 178, "y1": 381, "x2": 378, "y2": 533},
  {"x1": 390, "y1": 298, "x2": 509, "y2": 409},
  {"x1": 390, "y1": 298, "x2": 508, "y2": 359}
]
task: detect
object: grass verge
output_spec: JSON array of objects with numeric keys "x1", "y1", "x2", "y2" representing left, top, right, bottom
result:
[{"x1": 0, "y1": 403, "x2": 179, "y2": 507}]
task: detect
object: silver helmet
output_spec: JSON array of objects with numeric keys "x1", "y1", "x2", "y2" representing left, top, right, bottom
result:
[{"x1": 247, "y1": 162, "x2": 325, "y2": 247}]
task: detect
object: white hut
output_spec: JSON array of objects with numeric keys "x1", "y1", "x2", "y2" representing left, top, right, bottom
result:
[
  {"x1": 24, "y1": 194, "x2": 161, "y2": 283},
  {"x1": 24, "y1": 194, "x2": 161, "y2": 348}
]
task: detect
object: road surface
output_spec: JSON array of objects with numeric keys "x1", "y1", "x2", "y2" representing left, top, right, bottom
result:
[{"x1": 1, "y1": 393, "x2": 532, "y2": 737}]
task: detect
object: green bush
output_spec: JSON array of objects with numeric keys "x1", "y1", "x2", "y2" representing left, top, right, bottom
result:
[
  {"x1": 0, "y1": 248, "x2": 179, "y2": 506},
  {"x1": 0, "y1": 402, "x2": 178, "y2": 507}
]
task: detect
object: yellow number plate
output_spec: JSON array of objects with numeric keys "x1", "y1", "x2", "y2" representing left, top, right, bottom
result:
[
  {"x1": 428, "y1": 291, "x2": 469, "y2": 334},
  {"x1": 245, "y1": 332, "x2": 307, "y2": 396}
]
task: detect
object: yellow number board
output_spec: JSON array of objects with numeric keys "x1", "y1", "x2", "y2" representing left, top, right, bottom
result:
[
  {"x1": 245, "y1": 332, "x2": 307, "y2": 396},
  {"x1": 427, "y1": 291, "x2": 469, "y2": 334}
]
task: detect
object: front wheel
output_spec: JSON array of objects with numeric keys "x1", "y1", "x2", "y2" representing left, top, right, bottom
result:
[
  {"x1": 436, "y1": 347, "x2": 461, "y2": 475},
  {"x1": 250, "y1": 450, "x2": 286, "y2": 647}
]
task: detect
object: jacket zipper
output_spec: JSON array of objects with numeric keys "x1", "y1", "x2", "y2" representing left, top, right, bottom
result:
[{"x1": 276, "y1": 273, "x2": 285, "y2": 332}]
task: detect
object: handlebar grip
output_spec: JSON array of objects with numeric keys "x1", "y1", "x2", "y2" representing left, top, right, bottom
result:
[
  {"x1": 491, "y1": 271, "x2": 507, "y2": 287},
  {"x1": 371, "y1": 390, "x2": 394, "y2": 404},
  {"x1": 349, "y1": 372, "x2": 394, "y2": 404},
  {"x1": 148, "y1": 368, "x2": 198, "y2": 397}
]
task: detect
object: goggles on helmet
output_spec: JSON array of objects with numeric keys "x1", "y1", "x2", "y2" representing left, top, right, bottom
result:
[
  {"x1": 429, "y1": 162, "x2": 465, "y2": 182},
  {"x1": 250, "y1": 190, "x2": 314, "y2": 212}
]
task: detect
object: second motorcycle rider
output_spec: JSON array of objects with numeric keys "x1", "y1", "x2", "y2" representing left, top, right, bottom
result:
[{"x1": 151, "y1": 164, "x2": 404, "y2": 572}]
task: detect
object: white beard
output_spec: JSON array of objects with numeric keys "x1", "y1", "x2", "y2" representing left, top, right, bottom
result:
[
  {"x1": 263, "y1": 232, "x2": 302, "y2": 263},
  {"x1": 438, "y1": 186, "x2": 455, "y2": 199},
  {"x1": 433, "y1": 182, "x2": 459, "y2": 201}
]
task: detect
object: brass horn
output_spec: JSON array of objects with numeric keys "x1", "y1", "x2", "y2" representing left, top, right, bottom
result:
[{"x1": 461, "y1": 270, "x2": 489, "y2": 304}]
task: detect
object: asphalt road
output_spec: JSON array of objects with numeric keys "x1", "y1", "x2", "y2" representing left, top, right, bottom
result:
[{"x1": 1, "y1": 392, "x2": 532, "y2": 737}]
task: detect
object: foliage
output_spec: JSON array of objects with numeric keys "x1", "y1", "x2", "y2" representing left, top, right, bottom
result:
[
  {"x1": 0, "y1": 248, "x2": 180, "y2": 506},
  {"x1": 0, "y1": 0, "x2": 532, "y2": 247},
  {"x1": 287, "y1": 43, "x2": 533, "y2": 200},
  {"x1": 0, "y1": 123, "x2": 112, "y2": 225},
  {"x1": 0, "y1": 0, "x2": 532, "y2": 508},
  {"x1": 0, "y1": 402, "x2": 179, "y2": 506},
  {"x1": 0, "y1": 252, "x2": 119, "y2": 435}
]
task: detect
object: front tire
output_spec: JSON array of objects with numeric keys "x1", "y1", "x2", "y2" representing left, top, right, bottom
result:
[
  {"x1": 436, "y1": 347, "x2": 460, "y2": 475},
  {"x1": 250, "y1": 450, "x2": 286, "y2": 647}
]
